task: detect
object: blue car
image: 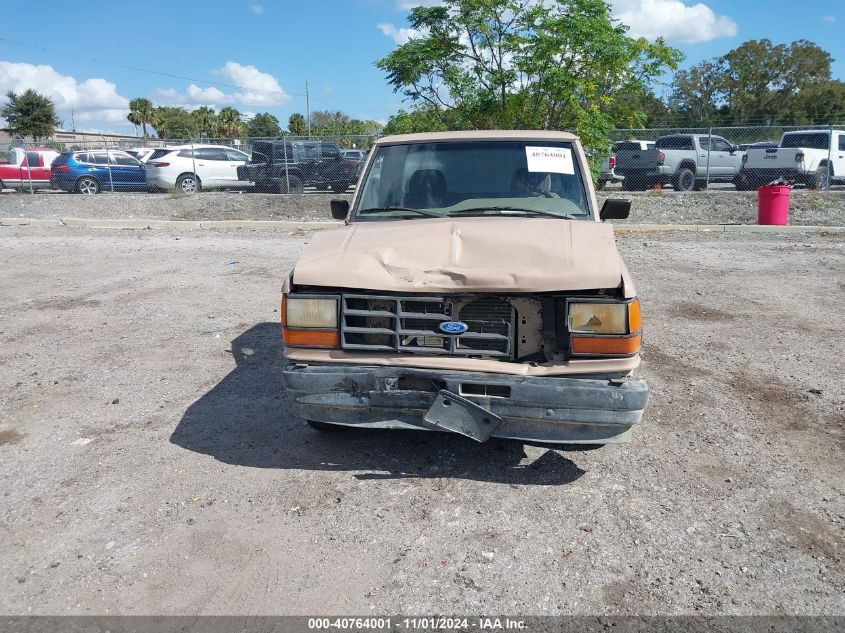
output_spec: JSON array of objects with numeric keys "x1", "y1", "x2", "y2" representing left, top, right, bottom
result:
[{"x1": 51, "y1": 150, "x2": 148, "y2": 194}]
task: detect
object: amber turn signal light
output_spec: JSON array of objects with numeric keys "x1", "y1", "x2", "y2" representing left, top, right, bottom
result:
[
  {"x1": 571, "y1": 334, "x2": 641, "y2": 356},
  {"x1": 282, "y1": 328, "x2": 340, "y2": 349},
  {"x1": 627, "y1": 298, "x2": 641, "y2": 333}
]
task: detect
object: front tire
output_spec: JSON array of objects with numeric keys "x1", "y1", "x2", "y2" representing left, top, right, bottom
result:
[
  {"x1": 672, "y1": 167, "x2": 696, "y2": 192},
  {"x1": 176, "y1": 173, "x2": 201, "y2": 194},
  {"x1": 75, "y1": 177, "x2": 101, "y2": 195}
]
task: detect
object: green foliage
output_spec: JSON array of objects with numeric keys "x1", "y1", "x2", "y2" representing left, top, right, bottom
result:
[
  {"x1": 127, "y1": 98, "x2": 154, "y2": 137},
  {"x1": 382, "y1": 108, "x2": 450, "y2": 135},
  {"x1": 308, "y1": 110, "x2": 383, "y2": 138},
  {"x1": 288, "y1": 112, "x2": 307, "y2": 135},
  {"x1": 191, "y1": 106, "x2": 218, "y2": 138},
  {"x1": 217, "y1": 107, "x2": 245, "y2": 138},
  {"x1": 246, "y1": 112, "x2": 281, "y2": 137},
  {"x1": 376, "y1": 0, "x2": 681, "y2": 150},
  {"x1": 1, "y1": 90, "x2": 62, "y2": 139},
  {"x1": 668, "y1": 39, "x2": 839, "y2": 125},
  {"x1": 151, "y1": 106, "x2": 199, "y2": 139}
]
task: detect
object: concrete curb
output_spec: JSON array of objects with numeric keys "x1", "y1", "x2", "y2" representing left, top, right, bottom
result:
[{"x1": 2, "y1": 217, "x2": 844, "y2": 233}]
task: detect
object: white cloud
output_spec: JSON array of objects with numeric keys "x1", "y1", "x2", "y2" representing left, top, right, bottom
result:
[
  {"x1": 612, "y1": 0, "x2": 737, "y2": 44},
  {"x1": 823, "y1": 15, "x2": 836, "y2": 23},
  {"x1": 155, "y1": 62, "x2": 289, "y2": 109},
  {"x1": 0, "y1": 60, "x2": 129, "y2": 130},
  {"x1": 377, "y1": 22, "x2": 424, "y2": 45},
  {"x1": 250, "y1": 4, "x2": 263, "y2": 15},
  {"x1": 217, "y1": 62, "x2": 290, "y2": 106}
]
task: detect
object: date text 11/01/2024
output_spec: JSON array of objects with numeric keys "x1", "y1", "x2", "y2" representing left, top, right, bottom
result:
[{"x1": 307, "y1": 617, "x2": 527, "y2": 630}]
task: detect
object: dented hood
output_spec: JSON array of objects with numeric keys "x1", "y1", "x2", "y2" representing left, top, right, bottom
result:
[{"x1": 293, "y1": 216, "x2": 623, "y2": 293}]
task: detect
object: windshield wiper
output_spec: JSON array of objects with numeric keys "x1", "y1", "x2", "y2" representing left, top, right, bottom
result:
[
  {"x1": 451, "y1": 206, "x2": 573, "y2": 219},
  {"x1": 358, "y1": 206, "x2": 440, "y2": 218}
]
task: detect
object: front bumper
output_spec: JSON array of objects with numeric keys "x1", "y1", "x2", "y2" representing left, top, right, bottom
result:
[{"x1": 282, "y1": 363, "x2": 648, "y2": 444}]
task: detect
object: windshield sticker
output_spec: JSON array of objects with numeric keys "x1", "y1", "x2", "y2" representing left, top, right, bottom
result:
[{"x1": 525, "y1": 147, "x2": 575, "y2": 175}]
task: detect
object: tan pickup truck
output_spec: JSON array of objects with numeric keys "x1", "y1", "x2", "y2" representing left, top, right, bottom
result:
[{"x1": 281, "y1": 130, "x2": 647, "y2": 445}]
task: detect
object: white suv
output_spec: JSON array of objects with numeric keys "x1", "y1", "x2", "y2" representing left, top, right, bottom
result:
[{"x1": 145, "y1": 144, "x2": 253, "y2": 193}]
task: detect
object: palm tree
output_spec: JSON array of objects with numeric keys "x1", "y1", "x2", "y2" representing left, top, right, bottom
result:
[
  {"x1": 192, "y1": 106, "x2": 217, "y2": 139},
  {"x1": 217, "y1": 107, "x2": 244, "y2": 138},
  {"x1": 127, "y1": 98, "x2": 155, "y2": 137}
]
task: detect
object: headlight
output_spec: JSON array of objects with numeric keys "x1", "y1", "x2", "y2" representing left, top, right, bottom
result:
[
  {"x1": 285, "y1": 296, "x2": 338, "y2": 328},
  {"x1": 568, "y1": 302, "x2": 628, "y2": 334},
  {"x1": 567, "y1": 299, "x2": 642, "y2": 357}
]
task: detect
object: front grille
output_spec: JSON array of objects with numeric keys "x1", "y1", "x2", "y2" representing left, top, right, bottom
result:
[{"x1": 341, "y1": 294, "x2": 514, "y2": 359}]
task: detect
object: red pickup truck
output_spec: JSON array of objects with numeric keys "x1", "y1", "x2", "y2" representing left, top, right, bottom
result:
[{"x1": 0, "y1": 147, "x2": 60, "y2": 191}]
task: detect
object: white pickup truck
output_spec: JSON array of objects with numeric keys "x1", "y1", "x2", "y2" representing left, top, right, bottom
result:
[{"x1": 740, "y1": 129, "x2": 845, "y2": 190}]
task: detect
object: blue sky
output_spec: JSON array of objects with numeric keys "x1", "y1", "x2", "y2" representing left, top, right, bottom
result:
[{"x1": 1, "y1": 0, "x2": 842, "y2": 133}]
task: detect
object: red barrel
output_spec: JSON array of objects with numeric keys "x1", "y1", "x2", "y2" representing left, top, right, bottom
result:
[{"x1": 757, "y1": 185, "x2": 791, "y2": 225}]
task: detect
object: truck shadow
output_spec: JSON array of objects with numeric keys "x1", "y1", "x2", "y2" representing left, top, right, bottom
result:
[{"x1": 170, "y1": 322, "x2": 585, "y2": 486}]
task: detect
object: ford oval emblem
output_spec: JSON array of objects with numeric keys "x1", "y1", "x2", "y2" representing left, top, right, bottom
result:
[{"x1": 439, "y1": 321, "x2": 468, "y2": 335}]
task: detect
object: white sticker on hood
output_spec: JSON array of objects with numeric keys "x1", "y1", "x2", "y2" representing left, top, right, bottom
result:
[{"x1": 525, "y1": 146, "x2": 575, "y2": 175}]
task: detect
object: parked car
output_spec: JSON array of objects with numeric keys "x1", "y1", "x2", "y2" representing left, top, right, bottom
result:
[
  {"x1": 126, "y1": 147, "x2": 158, "y2": 163},
  {"x1": 597, "y1": 140, "x2": 654, "y2": 189},
  {"x1": 340, "y1": 148, "x2": 367, "y2": 178},
  {"x1": 0, "y1": 147, "x2": 59, "y2": 191},
  {"x1": 50, "y1": 150, "x2": 147, "y2": 194},
  {"x1": 740, "y1": 130, "x2": 845, "y2": 190},
  {"x1": 144, "y1": 144, "x2": 253, "y2": 193},
  {"x1": 280, "y1": 130, "x2": 648, "y2": 446},
  {"x1": 237, "y1": 140, "x2": 357, "y2": 193},
  {"x1": 615, "y1": 134, "x2": 744, "y2": 191}
]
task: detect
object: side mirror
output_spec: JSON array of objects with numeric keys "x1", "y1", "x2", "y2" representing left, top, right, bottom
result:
[
  {"x1": 599, "y1": 198, "x2": 630, "y2": 221},
  {"x1": 330, "y1": 199, "x2": 350, "y2": 220}
]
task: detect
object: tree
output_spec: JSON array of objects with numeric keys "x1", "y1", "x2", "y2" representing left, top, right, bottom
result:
[
  {"x1": 288, "y1": 112, "x2": 307, "y2": 135},
  {"x1": 151, "y1": 106, "x2": 198, "y2": 139},
  {"x1": 665, "y1": 39, "x2": 837, "y2": 126},
  {"x1": 1, "y1": 90, "x2": 62, "y2": 140},
  {"x1": 376, "y1": 0, "x2": 681, "y2": 148},
  {"x1": 217, "y1": 107, "x2": 245, "y2": 138},
  {"x1": 191, "y1": 106, "x2": 218, "y2": 138},
  {"x1": 667, "y1": 60, "x2": 726, "y2": 125},
  {"x1": 790, "y1": 80, "x2": 845, "y2": 124},
  {"x1": 721, "y1": 39, "x2": 832, "y2": 124},
  {"x1": 127, "y1": 98, "x2": 154, "y2": 137},
  {"x1": 382, "y1": 107, "x2": 449, "y2": 135},
  {"x1": 246, "y1": 112, "x2": 281, "y2": 137}
]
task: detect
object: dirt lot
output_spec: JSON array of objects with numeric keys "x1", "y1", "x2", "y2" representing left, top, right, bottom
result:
[
  {"x1": 2, "y1": 189, "x2": 845, "y2": 226},
  {"x1": 0, "y1": 227, "x2": 843, "y2": 616}
]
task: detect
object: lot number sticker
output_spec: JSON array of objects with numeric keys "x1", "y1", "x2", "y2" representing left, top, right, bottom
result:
[{"x1": 525, "y1": 146, "x2": 575, "y2": 175}]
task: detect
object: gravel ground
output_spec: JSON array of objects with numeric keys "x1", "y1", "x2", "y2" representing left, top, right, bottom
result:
[
  {"x1": 0, "y1": 227, "x2": 843, "y2": 616},
  {"x1": 2, "y1": 190, "x2": 845, "y2": 226}
]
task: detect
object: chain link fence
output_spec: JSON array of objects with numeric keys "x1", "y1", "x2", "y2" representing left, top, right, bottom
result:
[
  {"x1": 606, "y1": 124, "x2": 845, "y2": 191},
  {"x1": 1, "y1": 133, "x2": 379, "y2": 194},
  {"x1": 4, "y1": 125, "x2": 845, "y2": 194}
]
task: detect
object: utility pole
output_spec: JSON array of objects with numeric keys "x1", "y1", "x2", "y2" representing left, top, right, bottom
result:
[
  {"x1": 306, "y1": 79, "x2": 311, "y2": 138},
  {"x1": 71, "y1": 109, "x2": 76, "y2": 132}
]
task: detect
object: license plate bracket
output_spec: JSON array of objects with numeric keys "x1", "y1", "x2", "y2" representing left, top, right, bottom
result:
[{"x1": 423, "y1": 390, "x2": 503, "y2": 442}]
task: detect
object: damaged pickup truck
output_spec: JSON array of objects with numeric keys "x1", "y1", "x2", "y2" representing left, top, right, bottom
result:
[{"x1": 281, "y1": 130, "x2": 648, "y2": 445}]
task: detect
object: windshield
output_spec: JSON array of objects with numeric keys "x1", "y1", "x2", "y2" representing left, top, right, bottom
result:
[
  {"x1": 353, "y1": 141, "x2": 590, "y2": 221},
  {"x1": 781, "y1": 133, "x2": 829, "y2": 150}
]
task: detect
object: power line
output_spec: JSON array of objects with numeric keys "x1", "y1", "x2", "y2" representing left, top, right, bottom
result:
[{"x1": 0, "y1": 37, "x2": 334, "y2": 109}]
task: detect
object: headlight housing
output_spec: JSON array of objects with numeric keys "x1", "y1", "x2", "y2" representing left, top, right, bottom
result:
[
  {"x1": 282, "y1": 294, "x2": 340, "y2": 348},
  {"x1": 568, "y1": 298, "x2": 641, "y2": 357},
  {"x1": 285, "y1": 296, "x2": 338, "y2": 328}
]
